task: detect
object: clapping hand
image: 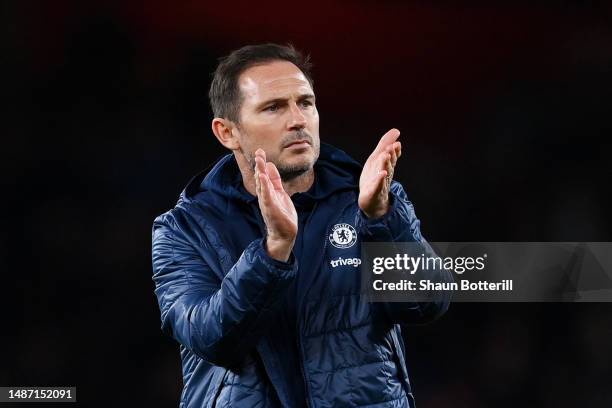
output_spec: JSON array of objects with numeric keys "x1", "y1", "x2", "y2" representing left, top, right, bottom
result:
[
  {"x1": 254, "y1": 149, "x2": 298, "y2": 261},
  {"x1": 358, "y1": 128, "x2": 402, "y2": 219}
]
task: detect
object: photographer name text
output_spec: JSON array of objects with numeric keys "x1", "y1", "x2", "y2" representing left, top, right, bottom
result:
[{"x1": 372, "y1": 279, "x2": 513, "y2": 292}]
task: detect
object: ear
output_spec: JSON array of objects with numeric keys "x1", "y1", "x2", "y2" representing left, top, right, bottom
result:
[{"x1": 211, "y1": 118, "x2": 241, "y2": 150}]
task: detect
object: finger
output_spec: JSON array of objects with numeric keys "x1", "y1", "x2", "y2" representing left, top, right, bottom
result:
[
  {"x1": 376, "y1": 151, "x2": 391, "y2": 175},
  {"x1": 377, "y1": 169, "x2": 388, "y2": 181},
  {"x1": 388, "y1": 144, "x2": 398, "y2": 168},
  {"x1": 254, "y1": 165, "x2": 260, "y2": 194},
  {"x1": 371, "y1": 128, "x2": 400, "y2": 158},
  {"x1": 258, "y1": 170, "x2": 274, "y2": 207},
  {"x1": 254, "y1": 153, "x2": 271, "y2": 199},
  {"x1": 255, "y1": 148, "x2": 267, "y2": 162},
  {"x1": 372, "y1": 169, "x2": 387, "y2": 194},
  {"x1": 255, "y1": 153, "x2": 267, "y2": 177},
  {"x1": 374, "y1": 129, "x2": 400, "y2": 155},
  {"x1": 254, "y1": 156, "x2": 264, "y2": 194},
  {"x1": 265, "y1": 174, "x2": 277, "y2": 202},
  {"x1": 266, "y1": 162, "x2": 284, "y2": 191},
  {"x1": 385, "y1": 155, "x2": 394, "y2": 182}
]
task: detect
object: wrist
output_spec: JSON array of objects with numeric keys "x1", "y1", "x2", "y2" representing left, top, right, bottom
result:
[
  {"x1": 362, "y1": 197, "x2": 390, "y2": 219},
  {"x1": 265, "y1": 236, "x2": 295, "y2": 262}
]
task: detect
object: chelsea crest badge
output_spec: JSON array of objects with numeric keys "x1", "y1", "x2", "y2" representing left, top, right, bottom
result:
[{"x1": 329, "y1": 223, "x2": 357, "y2": 249}]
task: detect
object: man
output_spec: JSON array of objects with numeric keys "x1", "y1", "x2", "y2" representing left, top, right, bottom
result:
[{"x1": 152, "y1": 43, "x2": 452, "y2": 407}]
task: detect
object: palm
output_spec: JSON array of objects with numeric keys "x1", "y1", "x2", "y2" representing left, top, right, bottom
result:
[
  {"x1": 265, "y1": 164, "x2": 298, "y2": 238},
  {"x1": 358, "y1": 129, "x2": 402, "y2": 218},
  {"x1": 254, "y1": 151, "x2": 298, "y2": 240}
]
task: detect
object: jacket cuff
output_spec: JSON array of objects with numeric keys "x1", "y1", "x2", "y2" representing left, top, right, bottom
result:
[
  {"x1": 355, "y1": 193, "x2": 397, "y2": 242},
  {"x1": 253, "y1": 238, "x2": 298, "y2": 279},
  {"x1": 355, "y1": 190, "x2": 421, "y2": 242}
]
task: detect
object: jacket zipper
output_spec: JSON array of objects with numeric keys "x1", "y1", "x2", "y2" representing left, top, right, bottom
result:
[
  {"x1": 296, "y1": 203, "x2": 328, "y2": 408},
  {"x1": 253, "y1": 199, "x2": 311, "y2": 407},
  {"x1": 296, "y1": 195, "x2": 357, "y2": 407},
  {"x1": 296, "y1": 335, "x2": 311, "y2": 408}
]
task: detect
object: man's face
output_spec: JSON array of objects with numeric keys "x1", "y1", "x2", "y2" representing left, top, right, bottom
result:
[{"x1": 234, "y1": 60, "x2": 320, "y2": 180}]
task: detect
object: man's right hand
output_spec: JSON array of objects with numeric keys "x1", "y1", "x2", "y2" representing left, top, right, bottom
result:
[{"x1": 254, "y1": 149, "x2": 298, "y2": 262}]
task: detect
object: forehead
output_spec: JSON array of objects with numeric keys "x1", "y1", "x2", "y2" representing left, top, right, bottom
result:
[{"x1": 238, "y1": 60, "x2": 313, "y2": 103}]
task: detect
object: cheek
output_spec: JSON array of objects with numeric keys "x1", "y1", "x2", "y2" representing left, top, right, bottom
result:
[
  {"x1": 308, "y1": 112, "x2": 320, "y2": 130},
  {"x1": 240, "y1": 126, "x2": 280, "y2": 155},
  {"x1": 309, "y1": 117, "x2": 320, "y2": 140}
]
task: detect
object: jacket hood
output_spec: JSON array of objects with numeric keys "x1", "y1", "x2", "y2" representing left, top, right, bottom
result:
[{"x1": 180, "y1": 143, "x2": 362, "y2": 205}]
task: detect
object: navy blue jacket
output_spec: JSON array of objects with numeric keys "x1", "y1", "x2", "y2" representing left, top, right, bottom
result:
[{"x1": 152, "y1": 143, "x2": 452, "y2": 407}]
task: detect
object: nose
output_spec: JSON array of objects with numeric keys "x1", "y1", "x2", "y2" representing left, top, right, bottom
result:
[{"x1": 287, "y1": 101, "x2": 307, "y2": 131}]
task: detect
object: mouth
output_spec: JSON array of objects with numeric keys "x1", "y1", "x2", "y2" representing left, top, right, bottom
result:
[{"x1": 284, "y1": 139, "x2": 311, "y2": 149}]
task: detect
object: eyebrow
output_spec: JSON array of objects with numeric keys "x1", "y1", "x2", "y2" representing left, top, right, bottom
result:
[{"x1": 256, "y1": 93, "x2": 316, "y2": 110}]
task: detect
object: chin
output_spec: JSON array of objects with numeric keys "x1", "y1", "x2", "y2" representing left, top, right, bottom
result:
[
  {"x1": 276, "y1": 145, "x2": 319, "y2": 176},
  {"x1": 292, "y1": 154, "x2": 316, "y2": 170},
  {"x1": 276, "y1": 157, "x2": 315, "y2": 181},
  {"x1": 279, "y1": 161, "x2": 311, "y2": 174}
]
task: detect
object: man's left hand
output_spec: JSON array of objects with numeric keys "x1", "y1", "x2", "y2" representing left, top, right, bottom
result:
[{"x1": 358, "y1": 128, "x2": 402, "y2": 219}]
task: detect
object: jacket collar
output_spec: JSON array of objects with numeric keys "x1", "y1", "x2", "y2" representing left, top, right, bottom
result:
[{"x1": 180, "y1": 143, "x2": 362, "y2": 206}]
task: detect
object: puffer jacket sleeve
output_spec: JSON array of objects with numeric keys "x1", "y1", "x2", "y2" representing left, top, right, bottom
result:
[
  {"x1": 355, "y1": 181, "x2": 454, "y2": 324},
  {"x1": 152, "y1": 213, "x2": 297, "y2": 368}
]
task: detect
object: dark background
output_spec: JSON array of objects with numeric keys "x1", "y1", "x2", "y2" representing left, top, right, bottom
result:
[{"x1": 3, "y1": 1, "x2": 612, "y2": 407}]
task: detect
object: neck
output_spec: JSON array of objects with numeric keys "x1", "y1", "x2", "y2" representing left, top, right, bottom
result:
[
  {"x1": 281, "y1": 170, "x2": 315, "y2": 196},
  {"x1": 236, "y1": 152, "x2": 315, "y2": 197}
]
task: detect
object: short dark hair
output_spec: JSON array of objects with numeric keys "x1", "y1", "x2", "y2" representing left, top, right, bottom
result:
[{"x1": 209, "y1": 43, "x2": 314, "y2": 123}]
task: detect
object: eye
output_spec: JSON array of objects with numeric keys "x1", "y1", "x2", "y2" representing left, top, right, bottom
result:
[
  {"x1": 264, "y1": 104, "x2": 278, "y2": 112},
  {"x1": 301, "y1": 100, "x2": 313, "y2": 107}
]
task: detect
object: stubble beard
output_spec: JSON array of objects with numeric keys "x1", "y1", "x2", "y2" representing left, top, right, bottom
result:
[
  {"x1": 277, "y1": 162, "x2": 313, "y2": 181},
  {"x1": 246, "y1": 149, "x2": 317, "y2": 182},
  {"x1": 244, "y1": 130, "x2": 320, "y2": 182}
]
